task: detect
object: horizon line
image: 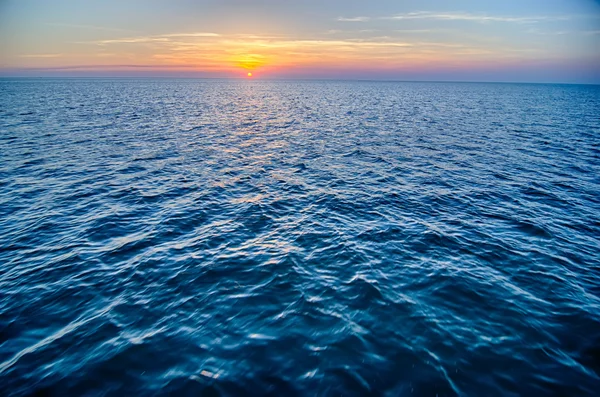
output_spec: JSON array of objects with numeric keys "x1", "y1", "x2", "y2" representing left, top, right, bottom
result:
[{"x1": 0, "y1": 75, "x2": 598, "y2": 86}]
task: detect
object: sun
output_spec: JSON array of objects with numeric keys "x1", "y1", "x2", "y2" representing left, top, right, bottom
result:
[{"x1": 247, "y1": 72, "x2": 253, "y2": 77}]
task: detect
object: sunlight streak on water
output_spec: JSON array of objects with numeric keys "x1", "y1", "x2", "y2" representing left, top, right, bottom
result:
[{"x1": 0, "y1": 79, "x2": 599, "y2": 396}]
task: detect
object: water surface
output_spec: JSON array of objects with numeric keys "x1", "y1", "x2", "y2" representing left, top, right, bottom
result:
[{"x1": 1, "y1": 79, "x2": 599, "y2": 396}]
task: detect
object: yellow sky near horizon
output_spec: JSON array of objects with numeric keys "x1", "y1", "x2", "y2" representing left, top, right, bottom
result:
[
  {"x1": 5, "y1": 32, "x2": 557, "y2": 74},
  {"x1": 1, "y1": 0, "x2": 599, "y2": 81}
]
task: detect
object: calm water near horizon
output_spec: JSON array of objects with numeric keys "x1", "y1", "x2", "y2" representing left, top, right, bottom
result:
[{"x1": 1, "y1": 79, "x2": 599, "y2": 396}]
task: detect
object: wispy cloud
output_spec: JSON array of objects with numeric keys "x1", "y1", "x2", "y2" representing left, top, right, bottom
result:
[
  {"x1": 18, "y1": 54, "x2": 63, "y2": 58},
  {"x1": 45, "y1": 23, "x2": 134, "y2": 33},
  {"x1": 337, "y1": 17, "x2": 371, "y2": 22},
  {"x1": 526, "y1": 28, "x2": 569, "y2": 36},
  {"x1": 161, "y1": 32, "x2": 221, "y2": 38},
  {"x1": 218, "y1": 38, "x2": 415, "y2": 50},
  {"x1": 92, "y1": 33, "x2": 220, "y2": 45},
  {"x1": 13, "y1": 64, "x2": 205, "y2": 71},
  {"x1": 230, "y1": 34, "x2": 289, "y2": 40},
  {"x1": 394, "y1": 29, "x2": 439, "y2": 34},
  {"x1": 59, "y1": 28, "x2": 554, "y2": 73},
  {"x1": 94, "y1": 37, "x2": 171, "y2": 45},
  {"x1": 383, "y1": 11, "x2": 568, "y2": 24},
  {"x1": 85, "y1": 31, "x2": 541, "y2": 57},
  {"x1": 526, "y1": 28, "x2": 600, "y2": 36}
]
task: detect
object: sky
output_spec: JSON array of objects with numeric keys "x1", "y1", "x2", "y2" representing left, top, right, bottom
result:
[{"x1": 1, "y1": 0, "x2": 599, "y2": 83}]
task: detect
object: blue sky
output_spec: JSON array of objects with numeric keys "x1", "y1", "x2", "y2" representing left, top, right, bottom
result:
[{"x1": 0, "y1": 0, "x2": 599, "y2": 82}]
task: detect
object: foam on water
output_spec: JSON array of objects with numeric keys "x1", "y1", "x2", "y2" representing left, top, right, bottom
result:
[{"x1": 1, "y1": 79, "x2": 599, "y2": 396}]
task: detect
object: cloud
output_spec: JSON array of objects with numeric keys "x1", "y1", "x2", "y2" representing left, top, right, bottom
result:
[
  {"x1": 526, "y1": 28, "x2": 600, "y2": 36},
  {"x1": 18, "y1": 54, "x2": 63, "y2": 58},
  {"x1": 45, "y1": 23, "x2": 134, "y2": 33},
  {"x1": 94, "y1": 37, "x2": 170, "y2": 45},
  {"x1": 161, "y1": 32, "x2": 221, "y2": 38},
  {"x1": 337, "y1": 17, "x2": 370, "y2": 22},
  {"x1": 11, "y1": 64, "x2": 205, "y2": 71},
  {"x1": 61, "y1": 28, "x2": 552, "y2": 75},
  {"x1": 384, "y1": 11, "x2": 568, "y2": 24},
  {"x1": 218, "y1": 38, "x2": 415, "y2": 50},
  {"x1": 394, "y1": 29, "x2": 438, "y2": 34},
  {"x1": 92, "y1": 33, "x2": 220, "y2": 45}
]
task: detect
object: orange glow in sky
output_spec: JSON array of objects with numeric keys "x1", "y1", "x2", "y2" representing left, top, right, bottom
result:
[{"x1": 0, "y1": 1, "x2": 599, "y2": 82}]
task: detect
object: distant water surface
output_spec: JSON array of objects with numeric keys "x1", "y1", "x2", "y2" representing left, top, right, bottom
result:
[{"x1": 1, "y1": 79, "x2": 599, "y2": 396}]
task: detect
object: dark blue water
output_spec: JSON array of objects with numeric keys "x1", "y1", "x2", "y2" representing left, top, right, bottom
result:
[{"x1": 1, "y1": 79, "x2": 599, "y2": 396}]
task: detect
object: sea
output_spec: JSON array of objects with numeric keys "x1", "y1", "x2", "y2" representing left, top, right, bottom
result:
[{"x1": 0, "y1": 79, "x2": 599, "y2": 396}]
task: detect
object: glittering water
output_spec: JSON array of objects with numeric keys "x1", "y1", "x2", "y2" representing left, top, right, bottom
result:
[{"x1": 1, "y1": 79, "x2": 599, "y2": 396}]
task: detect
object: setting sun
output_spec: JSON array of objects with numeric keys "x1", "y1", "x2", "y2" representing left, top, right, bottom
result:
[{"x1": 1, "y1": 1, "x2": 600, "y2": 396}]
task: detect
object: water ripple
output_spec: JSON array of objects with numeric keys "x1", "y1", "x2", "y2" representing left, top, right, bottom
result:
[{"x1": 1, "y1": 79, "x2": 599, "y2": 396}]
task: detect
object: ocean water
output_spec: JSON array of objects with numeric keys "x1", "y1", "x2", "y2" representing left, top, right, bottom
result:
[{"x1": 0, "y1": 78, "x2": 599, "y2": 396}]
